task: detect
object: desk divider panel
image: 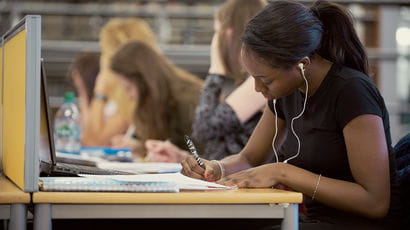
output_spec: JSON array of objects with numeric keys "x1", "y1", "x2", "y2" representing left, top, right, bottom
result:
[
  {"x1": 0, "y1": 40, "x2": 3, "y2": 173},
  {"x1": 1, "y1": 15, "x2": 41, "y2": 192}
]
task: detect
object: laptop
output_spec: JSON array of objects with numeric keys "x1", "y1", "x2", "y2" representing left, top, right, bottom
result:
[{"x1": 39, "y1": 62, "x2": 134, "y2": 176}]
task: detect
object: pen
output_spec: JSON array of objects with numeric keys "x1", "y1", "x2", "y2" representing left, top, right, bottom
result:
[{"x1": 184, "y1": 135, "x2": 205, "y2": 169}]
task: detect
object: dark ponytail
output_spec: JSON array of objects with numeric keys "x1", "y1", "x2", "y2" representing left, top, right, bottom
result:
[
  {"x1": 242, "y1": 0, "x2": 369, "y2": 75},
  {"x1": 312, "y1": 1, "x2": 368, "y2": 74}
]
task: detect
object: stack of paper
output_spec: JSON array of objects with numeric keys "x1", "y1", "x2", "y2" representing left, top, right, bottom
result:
[
  {"x1": 82, "y1": 173, "x2": 234, "y2": 191},
  {"x1": 39, "y1": 177, "x2": 178, "y2": 192}
]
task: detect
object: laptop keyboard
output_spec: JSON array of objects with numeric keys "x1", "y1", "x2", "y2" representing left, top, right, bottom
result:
[
  {"x1": 56, "y1": 163, "x2": 135, "y2": 175},
  {"x1": 56, "y1": 156, "x2": 97, "y2": 167}
]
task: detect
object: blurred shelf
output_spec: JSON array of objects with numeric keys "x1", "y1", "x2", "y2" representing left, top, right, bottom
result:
[
  {"x1": 1, "y1": 0, "x2": 407, "y2": 99},
  {"x1": 41, "y1": 40, "x2": 410, "y2": 92},
  {"x1": 299, "y1": 0, "x2": 410, "y2": 5},
  {"x1": 0, "y1": 2, "x2": 217, "y2": 18},
  {"x1": 367, "y1": 48, "x2": 410, "y2": 60},
  {"x1": 42, "y1": 40, "x2": 210, "y2": 86}
]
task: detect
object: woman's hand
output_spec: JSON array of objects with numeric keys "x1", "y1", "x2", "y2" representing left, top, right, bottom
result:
[
  {"x1": 208, "y1": 31, "x2": 226, "y2": 76},
  {"x1": 181, "y1": 156, "x2": 223, "y2": 181},
  {"x1": 145, "y1": 140, "x2": 188, "y2": 163},
  {"x1": 111, "y1": 135, "x2": 138, "y2": 149},
  {"x1": 110, "y1": 135, "x2": 145, "y2": 159},
  {"x1": 93, "y1": 71, "x2": 111, "y2": 96},
  {"x1": 217, "y1": 164, "x2": 279, "y2": 188}
]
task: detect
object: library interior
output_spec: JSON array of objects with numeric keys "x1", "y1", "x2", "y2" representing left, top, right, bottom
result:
[{"x1": 0, "y1": 0, "x2": 409, "y2": 230}]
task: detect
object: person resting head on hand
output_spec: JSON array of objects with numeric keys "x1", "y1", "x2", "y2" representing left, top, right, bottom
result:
[{"x1": 146, "y1": 0, "x2": 267, "y2": 163}]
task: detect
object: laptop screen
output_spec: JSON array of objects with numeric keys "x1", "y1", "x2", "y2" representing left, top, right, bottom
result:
[{"x1": 39, "y1": 62, "x2": 56, "y2": 166}]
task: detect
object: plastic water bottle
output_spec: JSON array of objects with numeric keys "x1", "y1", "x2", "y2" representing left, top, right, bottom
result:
[{"x1": 54, "y1": 92, "x2": 81, "y2": 155}]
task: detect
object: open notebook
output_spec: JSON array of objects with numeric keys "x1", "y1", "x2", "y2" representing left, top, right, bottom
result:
[
  {"x1": 38, "y1": 173, "x2": 234, "y2": 192},
  {"x1": 39, "y1": 62, "x2": 133, "y2": 176},
  {"x1": 82, "y1": 173, "x2": 235, "y2": 191}
]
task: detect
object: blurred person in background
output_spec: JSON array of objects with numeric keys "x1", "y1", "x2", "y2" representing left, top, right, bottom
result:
[
  {"x1": 81, "y1": 18, "x2": 159, "y2": 147},
  {"x1": 82, "y1": 18, "x2": 203, "y2": 148},
  {"x1": 68, "y1": 51, "x2": 101, "y2": 133},
  {"x1": 110, "y1": 41, "x2": 202, "y2": 159},
  {"x1": 145, "y1": 0, "x2": 267, "y2": 162}
]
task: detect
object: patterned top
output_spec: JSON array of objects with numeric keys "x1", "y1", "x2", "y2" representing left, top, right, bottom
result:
[{"x1": 191, "y1": 74, "x2": 262, "y2": 160}]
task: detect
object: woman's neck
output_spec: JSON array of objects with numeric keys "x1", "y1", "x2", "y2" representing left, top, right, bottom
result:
[{"x1": 303, "y1": 55, "x2": 333, "y2": 97}]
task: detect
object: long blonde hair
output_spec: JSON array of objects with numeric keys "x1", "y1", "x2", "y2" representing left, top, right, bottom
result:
[{"x1": 100, "y1": 18, "x2": 159, "y2": 70}]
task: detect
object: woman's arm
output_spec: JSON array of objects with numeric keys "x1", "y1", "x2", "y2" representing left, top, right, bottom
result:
[
  {"x1": 307, "y1": 114, "x2": 390, "y2": 218},
  {"x1": 145, "y1": 139, "x2": 190, "y2": 163},
  {"x1": 81, "y1": 99, "x2": 129, "y2": 146},
  {"x1": 81, "y1": 71, "x2": 130, "y2": 146},
  {"x1": 219, "y1": 114, "x2": 390, "y2": 219},
  {"x1": 192, "y1": 75, "x2": 265, "y2": 141},
  {"x1": 182, "y1": 105, "x2": 287, "y2": 180},
  {"x1": 225, "y1": 77, "x2": 266, "y2": 123},
  {"x1": 222, "y1": 104, "x2": 287, "y2": 174},
  {"x1": 192, "y1": 28, "x2": 265, "y2": 141}
]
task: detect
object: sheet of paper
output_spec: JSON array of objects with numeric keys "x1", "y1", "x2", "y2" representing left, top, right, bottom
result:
[
  {"x1": 96, "y1": 162, "x2": 182, "y2": 174},
  {"x1": 81, "y1": 173, "x2": 235, "y2": 191}
]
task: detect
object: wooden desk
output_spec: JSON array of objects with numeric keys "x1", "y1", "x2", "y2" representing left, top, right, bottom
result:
[
  {"x1": 33, "y1": 188, "x2": 302, "y2": 230},
  {"x1": 0, "y1": 175, "x2": 31, "y2": 230}
]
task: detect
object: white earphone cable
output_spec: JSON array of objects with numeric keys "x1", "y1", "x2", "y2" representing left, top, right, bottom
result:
[
  {"x1": 271, "y1": 65, "x2": 309, "y2": 164},
  {"x1": 272, "y1": 99, "x2": 279, "y2": 163}
]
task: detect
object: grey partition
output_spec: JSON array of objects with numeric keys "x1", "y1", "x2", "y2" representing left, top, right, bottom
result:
[
  {"x1": 2, "y1": 15, "x2": 41, "y2": 192},
  {"x1": 0, "y1": 36, "x2": 3, "y2": 173}
]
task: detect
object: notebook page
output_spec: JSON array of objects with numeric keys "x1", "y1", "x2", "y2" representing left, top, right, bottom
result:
[{"x1": 81, "y1": 173, "x2": 235, "y2": 190}]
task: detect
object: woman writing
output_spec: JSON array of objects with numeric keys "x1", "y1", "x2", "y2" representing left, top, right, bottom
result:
[
  {"x1": 110, "y1": 41, "x2": 202, "y2": 158},
  {"x1": 182, "y1": 1, "x2": 402, "y2": 229},
  {"x1": 81, "y1": 18, "x2": 155, "y2": 146}
]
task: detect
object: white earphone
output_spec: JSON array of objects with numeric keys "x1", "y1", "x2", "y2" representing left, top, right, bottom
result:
[
  {"x1": 298, "y1": 63, "x2": 304, "y2": 71},
  {"x1": 271, "y1": 62, "x2": 308, "y2": 164}
]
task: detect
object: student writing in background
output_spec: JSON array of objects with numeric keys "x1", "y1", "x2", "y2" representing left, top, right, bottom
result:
[
  {"x1": 181, "y1": 1, "x2": 402, "y2": 229},
  {"x1": 109, "y1": 41, "x2": 202, "y2": 159},
  {"x1": 146, "y1": 0, "x2": 266, "y2": 162},
  {"x1": 82, "y1": 18, "x2": 160, "y2": 147}
]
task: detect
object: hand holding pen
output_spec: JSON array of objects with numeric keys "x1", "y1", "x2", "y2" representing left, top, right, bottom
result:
[
  {"x1": 184, "y1": 135, "x2": 205, "y2": 169},
  {"x1": 182, "y1": 135, "x2": 225, "y2": 182}
]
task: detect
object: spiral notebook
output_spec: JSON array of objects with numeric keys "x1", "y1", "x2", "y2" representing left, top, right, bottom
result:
[{"x1": 39, "y1": 177, "x2": 179, "y2": 192}]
